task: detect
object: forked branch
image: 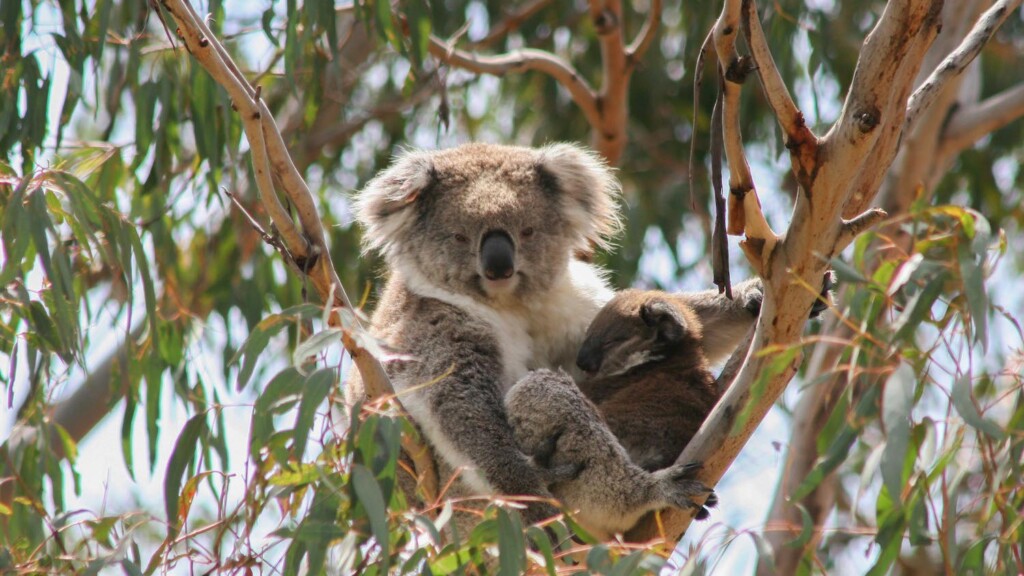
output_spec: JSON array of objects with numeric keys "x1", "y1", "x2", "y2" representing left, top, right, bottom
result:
[{"x1": 630, "y1": 0, "x2": 943, "y2": 543}]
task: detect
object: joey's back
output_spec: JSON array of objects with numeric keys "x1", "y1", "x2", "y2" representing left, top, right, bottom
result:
[{"x1": 576, "y1": 289, "x2": 720, "y2": 471}]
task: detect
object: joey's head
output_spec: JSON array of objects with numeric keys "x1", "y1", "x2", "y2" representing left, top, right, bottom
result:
[
  {"x1": 355, "y1": 143, "x2": 620, "y2": 303},
  {"x1": 576, "y1": 290, "x2": 704, "y2": 378}
]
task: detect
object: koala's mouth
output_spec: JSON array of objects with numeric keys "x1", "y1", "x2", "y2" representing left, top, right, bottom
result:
[{"x1": 479, "y1": 273, "x2": 520, "y2": 297}]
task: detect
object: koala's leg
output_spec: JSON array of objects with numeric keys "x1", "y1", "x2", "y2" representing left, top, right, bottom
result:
[{"x1": 678, "y1": 277, "x2": 763, "y2": 364}]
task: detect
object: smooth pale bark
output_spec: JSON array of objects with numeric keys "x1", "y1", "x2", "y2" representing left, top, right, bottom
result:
[
  {"x1": 629, "y1": 0, "x2": 945, "y2": 543},
  {"x1": 761, "y1": 1, "x2": 1024, "y2": 573}
]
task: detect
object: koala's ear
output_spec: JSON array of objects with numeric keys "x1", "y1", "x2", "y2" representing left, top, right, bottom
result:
[
  {"x1": 536, "y1": 143, "x2": 622, "y2": 252},
  {"x1": 640, "y1": 299, "x2": 687, "y2": 343},
  {"x1": 354, "y1": 149, "x2": 435, "y2": 255}
]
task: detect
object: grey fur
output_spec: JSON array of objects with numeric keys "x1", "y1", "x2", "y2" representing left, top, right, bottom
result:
[
  {"x1": 505, "y1": 369, "x2": 713, "y2": 540},
  {"x1": 348, "y1": 142, "x2": 621, "y2": 524}
]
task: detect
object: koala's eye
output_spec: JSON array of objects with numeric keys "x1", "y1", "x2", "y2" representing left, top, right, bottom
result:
[
  {"x1": 521, "y1": 227, "x2": 535, "y2": 238},
  {"x1": 453, "y1": 233, "x2": 469, "y2": 243}
]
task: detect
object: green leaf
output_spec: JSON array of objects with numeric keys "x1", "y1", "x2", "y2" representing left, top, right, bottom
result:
[
  {"x1": 893, "y1": 273, "x2": 947, "y2": 341},
  {"x1": 957, "y1": 241, "x2": 989, "y2": 350},
  {"x1": 233, "y1": 314, "x2": 293, "y2": 389},
  {"x1": 292, "y1": 368, "x2": 334, "y2": 461},
  {"x1": 951, "y1": 374, "x2": 1004, "y2": 440},
  {"x1": 292, "y1": 328, "x2": 342, "y2": 368},
  {"x1": 351, "y1": 464, "x2": 390, "y2": 573},
  {"x1": 163, "y1": 414, "x2": 207, "y2": 539},
  {"x1": 783, "y1": 502, "x2": 814, "y2": 550},
  {"x1": 880, "y1": 363, "x2": 915, "y2": 506},
  {"x1": 250, "y1": 367, "x2": 305, "y2": 461},
  {"x1": 525, "y1": 526, "x2": 558, "y2": 576},
  {"x1": 496, "y1": 508, "x2": 525, "y2": 576}
]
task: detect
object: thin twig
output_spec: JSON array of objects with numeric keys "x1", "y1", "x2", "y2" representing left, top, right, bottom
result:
[{"x1": 470, "y1": 0, "x2": 555, "y2": 49}]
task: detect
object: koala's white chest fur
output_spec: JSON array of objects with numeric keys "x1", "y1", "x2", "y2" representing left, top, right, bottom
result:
[{"x1": 399, "y1": 257, "x2": 612, "y2": 391}]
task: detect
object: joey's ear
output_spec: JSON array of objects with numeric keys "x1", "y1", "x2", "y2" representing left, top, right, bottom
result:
[
  {"x1": 536, "y1": 143, "x2": 622, "y2": 252},
  {"x1": 640, "y1": 299, "x2": 687, "y2": 343},
  {"x1": 354, "y1": 149, "x2": 435, "y2": 255}
]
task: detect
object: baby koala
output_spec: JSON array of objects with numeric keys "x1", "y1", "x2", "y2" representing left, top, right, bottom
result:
[
  {"x1": 505, "y1": 369, "x2": 714, "y2": 540},
  {"x1": 575, "y1": 275, "x2": 831, "y2": 472}
]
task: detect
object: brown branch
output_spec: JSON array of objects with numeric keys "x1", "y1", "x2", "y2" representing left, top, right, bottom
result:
[
  {"x1": 741, "y1": 0, "x2": 818, "y2": 181},
  {"x1": 905, "y1": 0, "x2": 1023, "y2": 131},
  {"x1": 625, "y1": 0, "x2": 662, "y2": 64},
  {"x1": 158, "y1": 0, "x2": 435, "y2": 496},
  {"x1": 711, "y1": 0, "x2": 777, "y2": 270},
  {"x1": 635, "y1": 0, "x2": 944, "y2": 544},
  {"x1": 427, "y1": 35, "x2": 602, "y2": 130}
]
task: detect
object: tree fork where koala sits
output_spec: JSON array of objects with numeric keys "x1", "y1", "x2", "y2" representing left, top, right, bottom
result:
[
  {"x1": 761, "y1": 1, "x2": 1024, "y2": 572},
  {"x1": 629, "y1": 0, "x2": 945, "y2": 542}
]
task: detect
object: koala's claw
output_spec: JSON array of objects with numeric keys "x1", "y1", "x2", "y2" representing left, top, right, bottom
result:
[
  {"x1": 693, "y1": 491, "x2": 719, "y2": 521},
  {"x1": 667, "y1": 460, "x2": 704, "y2": 479},
  {"x1": 809, "y1": 270, "x2": 836, "y2": 319},
  {"x1": 659, "y1": 461, "x2": 714, "y2": 513}
]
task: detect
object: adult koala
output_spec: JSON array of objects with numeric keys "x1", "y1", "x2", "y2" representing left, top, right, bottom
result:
[{"x1": 347, "y1": 142, "x2": 620, "y2": 522}]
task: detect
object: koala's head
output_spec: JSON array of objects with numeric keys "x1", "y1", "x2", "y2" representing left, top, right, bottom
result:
[
  {"x1": 355, "y1": 143, "x2": 621, "y2": 302},
  {"x1": 576, "y1": 290, "x2": 704, "y2": 378}
]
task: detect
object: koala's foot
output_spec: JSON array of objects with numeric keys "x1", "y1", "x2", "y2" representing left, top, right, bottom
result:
[
  {"x1": 656, "y1": 461, "x2": 716, "y2": 518},
  {"x1": 809, "y1": 270, "x2": 836, "y2": 318}
]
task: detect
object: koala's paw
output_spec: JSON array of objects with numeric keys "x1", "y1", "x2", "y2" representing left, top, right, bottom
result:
[
  {"x1": 658, "y1": 461, "x2": 715, "y2": 516},
  {"x1": 809, "y1": 270, "x2": 837, "y2": 319},
  {"x1": 741, "y1": 281, "x2": 765, "y2": 317},
  {"x1": 538, "y1": 461, "x2": 584, "y2": 485}
]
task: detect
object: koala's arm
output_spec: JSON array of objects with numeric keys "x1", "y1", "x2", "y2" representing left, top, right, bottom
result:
[
  {"x1": 677, "y1": 277, "x2": 763, "y2": 364},
  {"x1": 385, "y1": 300, "x2": 556, "y2": 520}
]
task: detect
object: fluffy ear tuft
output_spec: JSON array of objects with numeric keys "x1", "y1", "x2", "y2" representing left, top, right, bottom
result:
[
  {"x1": 537, "y1": 143, "x2": 622, "y2": 253},
  {"x1": 354, "y1": 149, "x2": 435, "y2": 256},
  {"x1": 640, "y1": 299, "x2": 687, "y2": 343}
]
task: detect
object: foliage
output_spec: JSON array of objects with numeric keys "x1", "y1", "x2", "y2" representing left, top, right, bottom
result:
[{"x1": 1, "y1": 0, "x2": 1022, "y2": 574}]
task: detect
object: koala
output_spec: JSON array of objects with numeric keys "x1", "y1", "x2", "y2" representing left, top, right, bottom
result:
[
  {"x1": 575, "y1": 274, "x2": 833, "y2": 472},
  {"x1": 504, "y1": 369, "x2": 714, "y2": 540},
  {"x1": 347, "y1": 142, "x2": 621, "y2": 524}
]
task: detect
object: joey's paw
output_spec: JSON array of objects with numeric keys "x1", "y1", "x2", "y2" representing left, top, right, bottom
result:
[
  {"x1": 809, "y1": 270, "x2": 836, "y2": 319},
  {"x1": 538, "y1": 461, "x2": 584, "y2": 485},
  {"x1": 742, "y1": 283, "x2": 765, "y2": 317},
  {"x1": 532, "y1": 427, "x2": 564, "y2": 468}
]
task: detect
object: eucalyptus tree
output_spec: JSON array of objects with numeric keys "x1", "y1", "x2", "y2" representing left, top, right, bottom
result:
[{"x1": 1, "y1": 0, "x2": 1022, "y2": 574}]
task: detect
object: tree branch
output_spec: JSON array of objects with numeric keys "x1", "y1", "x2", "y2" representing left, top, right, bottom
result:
[
  {"x1": 711, "y1": 0, "x2": 777, "y2": 271},
  {"x1": 741, "y1": 0, "x2": 818, "y2": 182},
  {"x1": 939, "y1": 82, "x2": 1024, "y2": 157},
  {"x1": 905, "y1": 0, "x2": 1023, "y2": 131},
  {"x1": 625, "y1": 0, "x2": 662, "y2": 64},
  {"x1": 631, "y1": 0, "x2": 944, "y2": 544},
  {"x1": 158, "y1": 0, "x2": 435, "y2": 496},
  {"x1": 469, "y1": 0, "x2": 555, "y2": 50},
  {"x1": 427, "y1": 36, "x2": 602, "y2": 130}
]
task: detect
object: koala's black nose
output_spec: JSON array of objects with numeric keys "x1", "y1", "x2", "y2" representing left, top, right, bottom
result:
[
  {"x1": 480, "y1": 230, "x2": 515, "y2": 280},
  {"x1": 576, "y1": 341, "x2": 602, "y2": 374}
]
